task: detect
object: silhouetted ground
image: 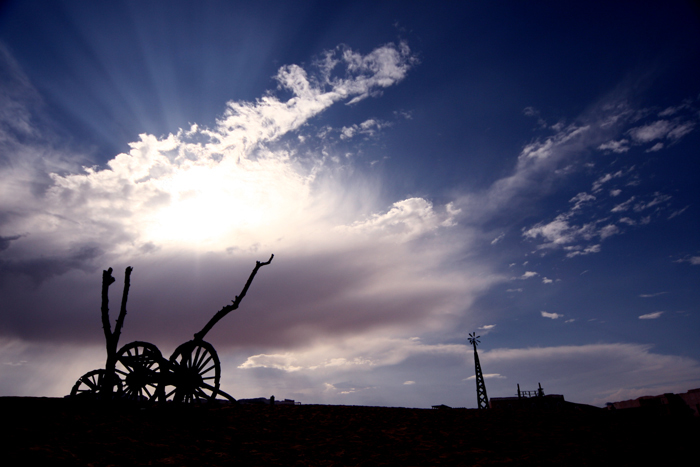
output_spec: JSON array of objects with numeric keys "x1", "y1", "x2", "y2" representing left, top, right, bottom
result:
[{"x1": 2, "y1": 397, "x2": 698, "y2": 466}]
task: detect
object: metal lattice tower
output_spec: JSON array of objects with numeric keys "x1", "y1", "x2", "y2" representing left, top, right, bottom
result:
[{"x1": 468, "y1": 332, "x2": 489, "y2": 409}]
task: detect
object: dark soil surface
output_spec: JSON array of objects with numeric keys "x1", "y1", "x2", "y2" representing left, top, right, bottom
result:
[{"x1": 2, "y1": 397, "x2": 698, "y2": 466}]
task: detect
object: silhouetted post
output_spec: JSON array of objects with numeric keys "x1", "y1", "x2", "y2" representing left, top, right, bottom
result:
[
  {"x1": 100, "y1": 266, "x2": 133, "y2": 399},
  {"x1": 468, "y1": 332, "x2": 489, "y2": 409}
]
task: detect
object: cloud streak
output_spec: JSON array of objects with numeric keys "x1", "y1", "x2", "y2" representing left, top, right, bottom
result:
[{"x1": 541, "y1": 311, "x2": 563, "y2": 319}]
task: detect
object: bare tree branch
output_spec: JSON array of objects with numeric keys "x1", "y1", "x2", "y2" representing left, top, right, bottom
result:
[{"x1": 193, "y1": 254, "x2": 274, "y2": 341}]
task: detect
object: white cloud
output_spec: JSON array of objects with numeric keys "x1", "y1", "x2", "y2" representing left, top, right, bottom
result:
[
  {"x1": 599, "y1": 224, "x2": 619, "y2": 239},
  {"x1": 519, "y1": 124, "x2": 591, "y2": 161},
  {"x1": 639, "y1": 311, "x2": 664, "y2": 320},
  {"x1": 403, "y1": 380, "x2": 415, "y2": 385},
  {"x1": 569, "y1": 192, "x2": 596, "y2": 210},
  {"x1": 2, "y1": 42, "x2": 418, "y2": 259},
  {"x1": 628, "y1": 120, "x2": 672, "y2": 143},
  {"x1": 479, "y1": 324, "x2": 496, "y2": 330},
  {"x1": 339, "y1": 118, "x2": 387, "y2": 140},
  {"x1": 453, "y1": 102, "x2": 637, "y2": 225},
  {"x1": 541, "y1": 311, "x2": 563, "y2": 319},
  {"x1": 667, "y1": 122, "x2": 695, "y2": 140},
  {"x1": 628, "y1": 119, "x2": 695, "y2": 144},
  {"x1": 340, "y1": 198, "x2": 459, "y2": 242},
  {"x1": 658, "y1": 105, "x2": 686, "y2": 117},
  {"x1": 565, "y1": 244, "x2": 600, "y2": 258},
  {"x1": 523, "y1": 212, "x2": 611, "y2": 253},
  {"x1": 238, "y1": 336, "x2": 471, "y2": 373},
  {"x1": 523, "y1": 214, "x2": 576, "y2": 245},
  {"x1": 465, "y1": 373, "x2": 506, "y2": 380},
  {"x1": 646, "y1": 142, "x2": 664, "y2": 152},
  {"x1": 597, "y1": 139, "x2": 629, "y2": 153},
  {"x1": 238, "y1": 353, "x2": 306, "y2": 372},
  {"x1": 639, "y1": 292, "x2": 667, "y2": 298},
  {"x1": 592, "y1": 170, "x2": 624, "y2": 192},
  {"x1": 611, "y1": 196, "x2": 635, "y2": 212},
  {"x1": 668, "y1": 206, "x2": 689, "y2": 219},
  {"x1": 491, "y1": 233, "x2": 505, "y2": 245},
  {"x1": 522, "y1": 106, "x2": 539, "y2": 117},
  {"x1": 542, "y1": 277, "x2": 553, "y2": 284},
  {"x1": 674, "y1": 256, "x2": 700, "y2": 265},
  {"x1": 520, "y1": 271, "x2": 539, "y2": 279},
  {"x1": 204, "y1": 44, "x2": 414, "y2": 154},
  {"x1": 633, "y1": 193, "x2": 671, "y2": 212}
]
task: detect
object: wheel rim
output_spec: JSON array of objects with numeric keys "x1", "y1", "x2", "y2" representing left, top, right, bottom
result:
[
  {"x1": 70, "y1": 369, "x2": 123, "y2": 398},
  {"x1": 166, "y1": 340, "x2": 220, "y2": 403},
  {"x1": 115, "y1": 341, "x2": 163, "y2": 401}
]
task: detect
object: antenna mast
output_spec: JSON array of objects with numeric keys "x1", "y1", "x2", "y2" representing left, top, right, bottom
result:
[{"x1": 468, "y1": 332, "x2": 489, "y2": 409}]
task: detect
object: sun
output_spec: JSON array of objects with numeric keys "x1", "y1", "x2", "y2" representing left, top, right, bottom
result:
[{"x1": 141, "y1": 158, "x2": 309, "y2": 249}]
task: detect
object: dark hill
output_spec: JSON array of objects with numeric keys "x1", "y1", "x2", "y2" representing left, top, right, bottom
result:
[{"x1": 2, "y1": 397, "x2": 698, "y2": 466}]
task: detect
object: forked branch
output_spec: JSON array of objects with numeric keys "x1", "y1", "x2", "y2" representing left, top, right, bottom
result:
[{"x1": 193, "y1": 254, "x2": 274, "y2": 341}]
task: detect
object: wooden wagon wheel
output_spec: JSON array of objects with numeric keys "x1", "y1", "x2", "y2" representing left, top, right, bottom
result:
[
  {"x1": 164, "y1": 340, "x2": 221, "y2": 403},
  {"x1": 115, "y1": 341, "x2": 164, "y2": 401},
  {"x1": 70, "y1": 369, "x2": 123, "y2": 399}
]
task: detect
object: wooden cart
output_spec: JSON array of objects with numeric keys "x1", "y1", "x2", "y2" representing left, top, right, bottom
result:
[{"x1": 70, "y1": 255, "x2": 273, "y2": 403}]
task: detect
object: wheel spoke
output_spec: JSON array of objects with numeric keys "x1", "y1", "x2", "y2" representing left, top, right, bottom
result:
[
  {"x1": 193, "y1": 346, "x2": 202, "y2": 367},
  {"x1": 200, "y1": 382, "x2": 218, "y2": 392},
  {"x1": 197, "y1": 355, "x2": 213, "y2": 372}
]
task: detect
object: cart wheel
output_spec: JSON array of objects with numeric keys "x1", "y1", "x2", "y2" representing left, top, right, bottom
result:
[
  {"x1": 116, "y1": 341, "x2": 164, "y2": 401},
  {"x1": 70, "y1": 369, "x2": 123, "y2": 399},
  {"x1": 165, "y1": 340, "x2": 221, "y2": 403}
]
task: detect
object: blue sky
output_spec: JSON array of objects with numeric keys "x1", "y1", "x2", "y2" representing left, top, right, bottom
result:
[{"x1": 1, "y1": 1, "x2": 699, "y2": 407}]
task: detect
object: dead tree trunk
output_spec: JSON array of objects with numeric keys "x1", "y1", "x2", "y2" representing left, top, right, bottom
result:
[{"x1": 100, "y1": 266, "x2": 133, "y2": 400}]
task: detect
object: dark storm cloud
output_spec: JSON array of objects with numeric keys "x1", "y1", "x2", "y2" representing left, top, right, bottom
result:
[
  {"x1": 0, "y1": 234, "x2": 21, "y2": 251},
  {"x1": 0, "y1": 244, "x2": 103, "y2": 284}
]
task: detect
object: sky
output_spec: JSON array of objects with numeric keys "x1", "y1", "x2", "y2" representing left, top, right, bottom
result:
[{"x1": 1, "y1": 1, "x2": 699, "y2": 408}]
